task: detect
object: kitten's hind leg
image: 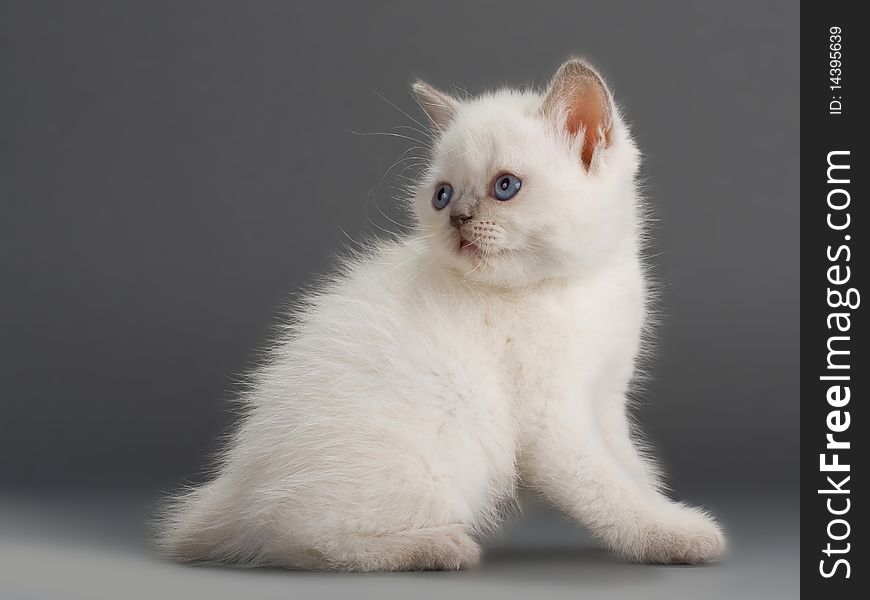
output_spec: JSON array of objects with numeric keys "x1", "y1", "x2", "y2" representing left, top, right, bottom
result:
[{"x1": 311, "y1": 524, "x2": 481, "y2": 572}]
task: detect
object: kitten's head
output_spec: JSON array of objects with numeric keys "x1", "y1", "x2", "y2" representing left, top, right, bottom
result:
[{"x1": 410, "y1": 58, "x2": 640, "y2": 288}]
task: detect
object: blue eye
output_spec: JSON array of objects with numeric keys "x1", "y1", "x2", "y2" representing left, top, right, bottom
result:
[
  {"x1": 493, "y1": 173, "x2": 522, "y2": 201},
  {"x1": 433, "y1": 183, "x2": 453, "y2": 210}
]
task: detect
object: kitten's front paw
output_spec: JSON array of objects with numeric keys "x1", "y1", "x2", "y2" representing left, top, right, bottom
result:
[{"x1": 629, "y1": 505, "x2": 726, "y2": 565}]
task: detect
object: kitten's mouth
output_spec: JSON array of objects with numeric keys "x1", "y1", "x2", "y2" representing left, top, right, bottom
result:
[{"x1": 458, "y1": 235, "x2": 479, "y2": 257}]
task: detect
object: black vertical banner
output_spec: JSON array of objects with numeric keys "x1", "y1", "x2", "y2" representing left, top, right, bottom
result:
[{"x1": 802, "y1": 2, "x2": 866, "y2": 596}]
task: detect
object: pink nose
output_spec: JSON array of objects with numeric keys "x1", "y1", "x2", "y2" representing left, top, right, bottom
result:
[{"x1": 450, "y1": 213, "x2": 472, "y2": 229}]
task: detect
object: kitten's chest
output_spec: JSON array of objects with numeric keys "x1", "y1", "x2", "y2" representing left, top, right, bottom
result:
[
  {"x1": 488, "y1": 274, "x2": 644, "y2": 403},
  {"x1": 494, "y1": 291, "x2": 582, "y2": 382}
]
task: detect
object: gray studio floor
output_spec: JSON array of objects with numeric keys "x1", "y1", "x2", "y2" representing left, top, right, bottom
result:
[{"x1": 1, "y1": 490, "x2": 798, "y2": 600}]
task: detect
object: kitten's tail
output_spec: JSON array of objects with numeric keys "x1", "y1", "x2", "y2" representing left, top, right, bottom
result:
[{"x1": 154, "y1": 478, "x2": 260, "y2": 565}]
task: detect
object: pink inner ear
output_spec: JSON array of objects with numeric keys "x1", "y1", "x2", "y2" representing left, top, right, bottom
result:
[{"x1": 564, "y1": 87, "x2": 612, "y2": 168}]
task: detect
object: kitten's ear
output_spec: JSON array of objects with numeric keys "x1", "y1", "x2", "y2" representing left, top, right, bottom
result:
[
  {"x1": 540, "y1": 58, "x2": 614, "y2": 169},
  {"x1": 412, "y1": 81, "x2": 459, "y2": 132}
]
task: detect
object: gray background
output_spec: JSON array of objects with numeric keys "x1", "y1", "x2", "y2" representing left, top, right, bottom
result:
[{"x1": 0, "y1": 1, "x2": 799, "y2": 599}]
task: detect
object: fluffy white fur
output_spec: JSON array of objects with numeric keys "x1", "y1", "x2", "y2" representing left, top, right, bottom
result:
[{"x1": 157, "y1": 59, "x2": 726, "y2": 571}]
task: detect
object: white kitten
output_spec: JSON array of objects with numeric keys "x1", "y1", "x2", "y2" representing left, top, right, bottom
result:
[{"x1": 157, "y1": 58, "x2": 726, "y2": 571}]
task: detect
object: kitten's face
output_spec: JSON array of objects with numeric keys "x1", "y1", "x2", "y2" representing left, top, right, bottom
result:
[{"x1": 411, "y1": 59, "x2": 638, "y2": 288}]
